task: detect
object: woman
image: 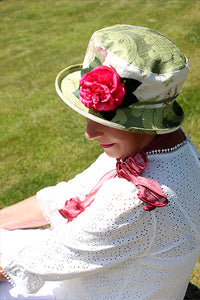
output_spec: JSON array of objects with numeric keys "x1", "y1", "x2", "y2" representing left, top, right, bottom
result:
[{"x1": 0, "y1": 25, "x2": 200, "y2": 300}]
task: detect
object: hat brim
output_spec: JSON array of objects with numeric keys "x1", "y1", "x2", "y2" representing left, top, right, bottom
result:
[{"x1": 55, "y1": 64, "x2": 184, "y2": 134}]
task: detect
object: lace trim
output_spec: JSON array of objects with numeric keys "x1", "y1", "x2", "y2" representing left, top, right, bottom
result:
[
  {"x1": 0, "y1": 268, "x2": 15, "y2": 288},
  {"x1": 37, "y1": 196, "x2": 51, "y2": 226},
  {"x1": 146, "y1": 140, "x2": 187, "y2": 156}
]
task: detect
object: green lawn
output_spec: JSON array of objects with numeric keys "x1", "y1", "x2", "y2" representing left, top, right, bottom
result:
[{"x1": 0, "y1": 0, "x2": 199, "y2": 288}]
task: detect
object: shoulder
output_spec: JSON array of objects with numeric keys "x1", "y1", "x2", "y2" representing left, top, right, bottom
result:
[
  {"x1": 81, "y1": 153, "x2": 116, "y2": 176},
  {"x1": 80, "y1": 177, "x2": 145, "y2": 230}
]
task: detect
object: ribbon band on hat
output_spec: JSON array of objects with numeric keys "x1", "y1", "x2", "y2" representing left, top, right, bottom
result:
[{"x1": 133, "y1": 96, "x2": 177, "y2": 109}]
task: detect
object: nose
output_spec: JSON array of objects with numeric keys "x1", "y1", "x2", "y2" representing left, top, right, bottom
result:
[{"x1": 85, "y1": 118, "x2": 104, "y2": 140}]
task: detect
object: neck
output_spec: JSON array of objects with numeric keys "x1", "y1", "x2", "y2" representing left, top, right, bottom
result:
[{"x1": 144, "y1": 129, "x2": 186, "y2": 153}]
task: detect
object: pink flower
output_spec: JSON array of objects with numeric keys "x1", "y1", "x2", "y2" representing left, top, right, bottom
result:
[{"x1": 79, "y1": 66, "x2": 125, "y2": 112}]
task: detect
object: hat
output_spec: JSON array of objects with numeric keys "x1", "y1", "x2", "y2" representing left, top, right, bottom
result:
[{"x1": 55, "y1": 24, "x2": 189, "y2": 134}]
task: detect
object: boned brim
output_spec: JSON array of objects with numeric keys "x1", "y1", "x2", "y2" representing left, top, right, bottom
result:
[{"x1": 55, "y1": 64, "x2": 184, "y2": 134}]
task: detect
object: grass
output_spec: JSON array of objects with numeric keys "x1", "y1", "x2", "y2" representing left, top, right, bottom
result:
[{"x1": 0, "y1": 0, "x2": 199, "y2": 288}]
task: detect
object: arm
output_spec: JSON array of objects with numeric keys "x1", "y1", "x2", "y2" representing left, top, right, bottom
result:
[
  {"x1": 0, "y1": 154, "x2": 112, "y2": 230},
  {"x1": 0, "y1": 196, "x2": 49, "y2": 281},
  {"x1": 0, "y1": 177, "x2": 155, "y2": 295},
  {"x1": 0, "y1": 195, "x2": 49, "y2": 230}
]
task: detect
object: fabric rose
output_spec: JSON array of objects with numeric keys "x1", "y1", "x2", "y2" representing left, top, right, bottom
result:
[
  {"x1": 79, "y1": 66, "x2": 125, "y2": 112},
  {"x1": 59, "y1": 197, "x2": 85, "y2": 219}
]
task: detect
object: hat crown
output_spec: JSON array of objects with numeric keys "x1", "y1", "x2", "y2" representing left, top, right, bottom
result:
[
  {"x1": 84, "y1": 24, "x2": 187, "y2": 74},
  {"x1": 83, "y1": 25, "x2": 189, "y2": 105}
]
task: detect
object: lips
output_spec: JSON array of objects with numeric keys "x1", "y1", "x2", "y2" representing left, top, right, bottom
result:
[{"x1": 100, "y1": 143, "x2": 115, "y2": 149}]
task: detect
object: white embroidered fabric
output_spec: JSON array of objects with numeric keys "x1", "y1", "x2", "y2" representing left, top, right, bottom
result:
[{"x1": 1, "y1": 136, "x2": 200, "y2": 300}]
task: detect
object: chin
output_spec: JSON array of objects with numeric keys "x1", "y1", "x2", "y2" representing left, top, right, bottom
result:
[{"x1": 104, "y1": 150, "x2": 123, "y2": 159}]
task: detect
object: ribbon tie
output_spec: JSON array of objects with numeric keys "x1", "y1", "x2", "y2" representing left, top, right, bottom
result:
[
  {"x1": 116, "y1": 152, "x2": 168, "y2": 211},
  {"x1": 59, "y1": 152, "x2": 168, "y2": 221}
]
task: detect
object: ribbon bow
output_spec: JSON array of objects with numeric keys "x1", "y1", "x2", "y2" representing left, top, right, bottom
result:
[
  {"x1": 116, "y1": 152, "x2": 168, "y2": 211},
  {"x1": 59, "y1": 152, "x2": 168, "y2": 221}
]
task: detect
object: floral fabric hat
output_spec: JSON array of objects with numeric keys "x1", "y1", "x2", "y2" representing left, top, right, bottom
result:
[{"x1": 56, "y1": 24, "x2": 189, "y2": 134}]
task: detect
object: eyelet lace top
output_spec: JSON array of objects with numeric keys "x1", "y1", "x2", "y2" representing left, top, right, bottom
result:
[{"x1": 1, "y1": 136, "x2": 200, "y2": 300}]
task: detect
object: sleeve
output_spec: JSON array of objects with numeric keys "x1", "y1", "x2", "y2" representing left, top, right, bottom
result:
[
  {"x1": 37, "y1": 153, "x2": 116, "y2": 223},
  {"x1": 1, "y1": 177, "x2": 156, "y2": 296}
]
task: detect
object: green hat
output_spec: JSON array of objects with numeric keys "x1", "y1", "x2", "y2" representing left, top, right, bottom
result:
[{"x1": 56, "y1": 24, "x2": 189, "y2": 134}]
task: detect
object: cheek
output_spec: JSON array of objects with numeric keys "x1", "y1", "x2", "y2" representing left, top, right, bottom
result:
[
  {"x1": 119, "y1": 138, "x2": 139, "y2": 158},
  {"x1": 120, "y1": 143, "x2": 132, "y2": 156}
]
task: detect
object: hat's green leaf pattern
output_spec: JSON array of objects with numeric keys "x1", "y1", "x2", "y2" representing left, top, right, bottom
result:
[
  {"x1": 73, "y1": 86, "x2": 80, "y2": 99},
  {"x1": 162, "y1": 102, "x2": 183, "y2": 128},
  {"x1": 103, "y1": 101, "x2": 183, "y2": 134},
  {"x1": 81, "y1": 67, "x2": 91, "y2": 77},
  {"x1": 111, "y1": 109, "x2": 128, "y2": 125},
  {"x1": 96, "y1": 25, "x2": 186, "y2": 73},
  {"x1": 89, "y1": 56, "x2": 102, "y2": 69},
  {"x1": 74, "y1": 68, "x2": 92, "y2": 99}
]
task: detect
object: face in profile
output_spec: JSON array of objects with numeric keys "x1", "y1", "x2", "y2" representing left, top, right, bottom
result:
[{"x1": 85, "y1": 118, "x2": 155, "y2": 159}]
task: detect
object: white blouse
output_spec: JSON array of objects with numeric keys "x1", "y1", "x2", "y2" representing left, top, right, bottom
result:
[{"x1": 1, "y1": 137, "x2": 200, "y2": 300}]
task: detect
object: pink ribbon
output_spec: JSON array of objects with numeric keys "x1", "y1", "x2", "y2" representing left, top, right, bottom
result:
[
  {"x1": 59, "y1": 152, "x2": 168, "y2": 221},
  {"x1": 116, "y1": 152, "x2": 168, "y2": 211},
  {"x1": 59, "y1": 169, "x2": 116, "y2": 221}
]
